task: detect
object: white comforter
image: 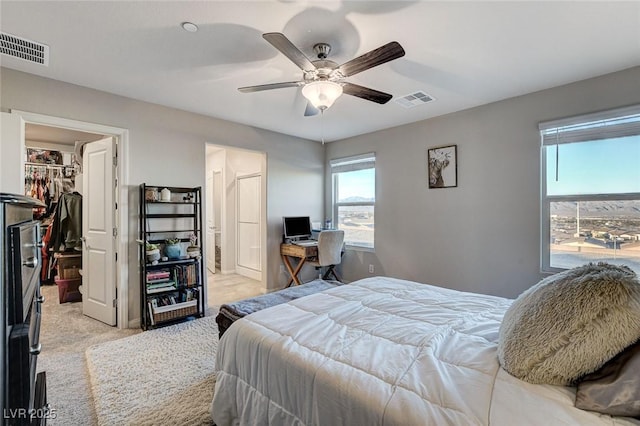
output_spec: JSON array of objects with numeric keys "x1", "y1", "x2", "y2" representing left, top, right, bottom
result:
[{"x1": 211, "y1": 277, "x2": 639, "y2": 425}]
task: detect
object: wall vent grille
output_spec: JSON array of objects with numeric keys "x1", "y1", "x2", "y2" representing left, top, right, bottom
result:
[
  {"x1": 395, "y1": 91, "x2": 434, "y2": 108},
  {"x1": 0, "y1": 32, "x2": 49, "y2": 66}
]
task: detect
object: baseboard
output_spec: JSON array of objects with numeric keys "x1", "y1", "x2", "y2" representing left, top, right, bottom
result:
[
  {"x1": 236, "y1": 265, "x2": 261, "y2": 281},
  {"x1": 128, "y1": 318, "x2": 141, "y2": 329}
]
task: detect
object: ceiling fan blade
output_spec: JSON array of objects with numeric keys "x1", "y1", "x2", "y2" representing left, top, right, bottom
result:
[
  {"x1": 304, "y1": 102, "x2": 320, "y2": 117},
  {"x1": 238, "y1": 81, "x2": 304, "y2": 93},
  {"x1": 263, "y1": 32, "x2": 316, "y2": 72},
  {"x1": 342, "y1": 82, "x2": 393, "y2": 104},
  {"x1": 335, "y1": 41, "x2": 405, "y2": 78}
]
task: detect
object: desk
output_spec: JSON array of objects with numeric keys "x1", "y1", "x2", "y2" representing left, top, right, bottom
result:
[{"x1": 281, "y1": 243, "x2": 318, "y2": 286}]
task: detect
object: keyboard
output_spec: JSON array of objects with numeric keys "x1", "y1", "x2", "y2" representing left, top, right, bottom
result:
[{"x1": 294, "y1": 240, "x2": 318, "y2": 247}]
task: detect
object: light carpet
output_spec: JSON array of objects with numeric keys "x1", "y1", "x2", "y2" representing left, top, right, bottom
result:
[
  {"x1": 86, "y1": 316, "x2": 218, "y2": 426},
  {"x1": 39, "y1": 284, "x2": 140, "y2": 425}
]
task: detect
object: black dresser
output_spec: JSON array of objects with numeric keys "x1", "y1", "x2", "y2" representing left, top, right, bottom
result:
[{"x1": 1, "y1": 193, "x2": 48, "y2": 426}]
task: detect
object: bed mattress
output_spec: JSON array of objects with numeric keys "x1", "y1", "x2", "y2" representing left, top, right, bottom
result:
[
  {"x1": 215, "y1": 279, "x2": 341, "y2": 338},
  {"x1": 211, "y1": 276, "x2": 639, "y2": 425}
]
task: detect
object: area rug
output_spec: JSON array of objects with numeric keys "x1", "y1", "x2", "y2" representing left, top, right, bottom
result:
[
  {"x1": 86, "y1": 316, "x2": 218, "y2": 426},
  {"x1": 38, "y1": 284, "x2": 141, "y2": 425}
]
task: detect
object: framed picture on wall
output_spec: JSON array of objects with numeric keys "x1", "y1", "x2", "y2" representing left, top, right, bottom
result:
[
  {"x1": 427, "y1": 145, "x2": 457, "y2": 188},
  {"x1": 26, "y1": 148, "x2": 63, "y2": 165}
]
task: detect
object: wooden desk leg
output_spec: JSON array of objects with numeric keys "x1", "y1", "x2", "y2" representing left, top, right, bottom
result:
[
  {"x1": 290, "y1": 257, "x2": 306, "y2": 286},
  {"x1": 281, "y1": 254, "x2": 302, "y2": 286}
]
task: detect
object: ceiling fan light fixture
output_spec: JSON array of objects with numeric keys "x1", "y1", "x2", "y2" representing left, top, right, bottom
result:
[{"x1": 301, "y1": 81, "x2": 343, "y2": 110}]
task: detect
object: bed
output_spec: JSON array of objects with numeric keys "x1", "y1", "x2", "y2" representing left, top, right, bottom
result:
[{"x1": 211, "y1": 276, "x2": 640, "y2": 425}]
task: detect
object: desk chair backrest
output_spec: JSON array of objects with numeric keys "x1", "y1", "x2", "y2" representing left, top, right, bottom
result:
[{"x1": 317, "y1": 230, "x2": 345, "y2": 266}]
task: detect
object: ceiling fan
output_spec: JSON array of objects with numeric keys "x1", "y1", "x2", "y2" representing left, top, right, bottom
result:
[{"x1": 238, "y1": 32, "x2": 405, "y2": 115}]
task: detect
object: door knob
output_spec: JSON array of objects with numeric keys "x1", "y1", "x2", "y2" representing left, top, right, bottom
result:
[
  {"x1": 22, "y1": 257, "x2": 38, "y2": 268},
  {"x1": 81, "y1": 236, "x2": 90, "y2": 249},
  {"x1": 30, "y1": 343, "x2": 42, "y2": 355}
]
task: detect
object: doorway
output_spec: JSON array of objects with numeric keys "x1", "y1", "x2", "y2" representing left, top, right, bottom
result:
[
  {"x1": 205, "y1": 144, "x2": 267, "y2": 306},
  {"x1": 9, "y1": 110, "x2": 130, "y2": 328},
  {"x1": 236, "y1": 173, "x2": 261, "y2": 280},
  {"x1": 206, "y1": 169, "x2": 222, "y2": 274}
]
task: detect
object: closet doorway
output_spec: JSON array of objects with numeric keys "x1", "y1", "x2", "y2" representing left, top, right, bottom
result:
[
  {"x1": 205, "y1": 144, "x2": 267, "y2": 302},
  {"x1": 9, "y1": 110, "x2": 130, "y2": 328}
]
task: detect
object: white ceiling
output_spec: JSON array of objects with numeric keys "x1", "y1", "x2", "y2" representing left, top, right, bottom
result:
[
  {"x1": 1, "y1": 1, "x2": 639, "y2": 142},
  {"x1": 25, "y1": 123, "x2": 104, "y2": 146}
]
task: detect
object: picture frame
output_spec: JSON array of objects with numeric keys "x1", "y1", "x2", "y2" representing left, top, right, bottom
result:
[
  {"x1": 26, "y1": 148, "x2": 63, "y2": 165},
  {"x1": 427, "y1": 145, "x2": 457, "y2": 188}
]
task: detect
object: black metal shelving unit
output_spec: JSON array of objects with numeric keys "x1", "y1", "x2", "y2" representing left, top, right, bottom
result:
[{"x1": 139, "y1": 184, "x2": 205, "y2": 330}]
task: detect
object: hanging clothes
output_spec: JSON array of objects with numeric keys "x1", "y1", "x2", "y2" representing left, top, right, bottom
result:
[
  {"x1": 50, "y1": 192, "x2": 83, "y2": 252},
  {"x1": 40, "y1": 219, "x2": 55, "y2": 282},
  {"x1": 25, "y1": 162, "x2": 80, "y2": 219}
]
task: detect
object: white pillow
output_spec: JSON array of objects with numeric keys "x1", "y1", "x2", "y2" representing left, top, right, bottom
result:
[{"x1": 497, "y1": 263, "x2": 640, "y2": 385}]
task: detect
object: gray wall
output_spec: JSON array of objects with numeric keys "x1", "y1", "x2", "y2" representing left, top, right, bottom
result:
[
  {"x1": 3, "y1": 65, "x2": 639, "y2": 315},
  {"x1": 325, "y1": 66, "x2": 640, "y2": 299},
  {"x1": 0, "y1": 68, "x2": 324, "y2": 322}
]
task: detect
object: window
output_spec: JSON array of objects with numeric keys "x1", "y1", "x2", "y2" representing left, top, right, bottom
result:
[
  {"x1": 540, "y1": 105, "x2": 640, "y2": 274},
  {"x1": 330, "y1": 153, "x2": 375, "y2": 249}
]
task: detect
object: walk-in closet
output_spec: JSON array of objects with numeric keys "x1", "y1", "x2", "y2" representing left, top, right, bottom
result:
[{"x1": 24, "y1": 124, "x2": 102, "y2": 305}]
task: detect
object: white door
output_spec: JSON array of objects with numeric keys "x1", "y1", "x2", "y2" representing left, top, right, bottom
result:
[
  {"x1": 236, "y1": 174, "x2": 261, "y2": 280},
  {"x1": 0, "y1": 112, "x2": 25, "y2": 194},
  {"x1": 82, "y1": 137, "x2": 117, "y2": 325},
  {"x1": 206, "y1": 170, "x2": 215, "y2": 274},
  {"x1": 214, "y1": 171, "x2": 222, "y2": 270}
]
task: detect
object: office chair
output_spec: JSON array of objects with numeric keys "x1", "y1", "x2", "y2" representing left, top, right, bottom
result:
[{"x1": 307, "y1": 230, "x2": 345, "y2": 282}]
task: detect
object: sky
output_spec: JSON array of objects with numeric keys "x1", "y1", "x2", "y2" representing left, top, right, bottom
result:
[
  {"x1": 337, "y1": 168, "x2": 375, "y2": 201},
  {"x1": 546, "y1": 135, "x2": 640, "y2": 196}
]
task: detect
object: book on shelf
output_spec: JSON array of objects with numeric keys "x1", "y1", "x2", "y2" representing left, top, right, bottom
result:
[
  {"x1": 147, "y1": 285, "x2": 177, "y2": 294},
  {"x1": 148, "y1": 302, "x2": 155, "y2": 325},
  {"x1": 147, "y1": 280, "x2": 175, "y2": 289},
  {"x1": 150, "y1": 292, "x2": 180, "y2": 308},
  {"x1": 147, "y1": 268, "x2": 170, "y2": 275},
  {"x1": 173, "y1": 263, "x2": 198, "y2": 287},
  {"x1": 145, "y1": 264, "x2": 199, "y2": 288},
  {"x1": 148, "y1": 287, "x2": 200, "y2": 308},
  {"x1": 147, "y1": 277, "x2": 173, "y2": 284},
  {"x1": 184, "y1": 288, "x2": 199, "y2": 301},
  {"x1": 146, "y1": 270, "x2": 170, "y2": 280}
]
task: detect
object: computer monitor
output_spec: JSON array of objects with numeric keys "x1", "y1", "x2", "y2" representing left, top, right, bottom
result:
[{"x1": 283, "y1": 216, "x2": 312, "y2": 240}]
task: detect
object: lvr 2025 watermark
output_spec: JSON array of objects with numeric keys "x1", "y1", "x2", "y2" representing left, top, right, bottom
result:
[{"x1": 3, "y1": 405, "x2": 57, "y2": 420}]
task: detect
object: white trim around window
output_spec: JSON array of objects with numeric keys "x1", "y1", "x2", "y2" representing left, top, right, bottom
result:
[
  {"x1": 331, "y1": 153, "x2": 376, "y2": 250},
  {"x1": 539, "y1": 105, "x2": 640, "y2": 275}
]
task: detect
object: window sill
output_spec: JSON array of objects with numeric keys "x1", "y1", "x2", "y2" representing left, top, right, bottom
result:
[{"x1": 345, "y1": 244, "x2": 375, "y2": 253}]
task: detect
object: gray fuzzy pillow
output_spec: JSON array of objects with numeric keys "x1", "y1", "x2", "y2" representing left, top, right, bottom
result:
[{"x1": 497, "y1": 263, "x2": 640, "y2": 386}]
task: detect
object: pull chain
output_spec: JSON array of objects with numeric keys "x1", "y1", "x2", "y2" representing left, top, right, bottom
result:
[{"x1": 321, "y1": 109, "x2": 325, "y2": 145}]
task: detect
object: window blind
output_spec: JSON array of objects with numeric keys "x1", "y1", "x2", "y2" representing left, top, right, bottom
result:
[
  {"x1": 539, "y1": 104, "x2": 640, "y2": 146},
  {"x1": 330, "y1": 152, "x2": 375, "y2": 174}
]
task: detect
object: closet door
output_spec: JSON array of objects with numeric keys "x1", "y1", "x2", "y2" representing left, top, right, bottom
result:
[
  {"x1": 82, "y1": 137, "x2": 117, "y2": 325},
  {"x1": 0, "y1": 112, "x2": 25, "y2": 194},
  {"x1": 236, "y1": 174, "x2": 261, "y2": 280}
]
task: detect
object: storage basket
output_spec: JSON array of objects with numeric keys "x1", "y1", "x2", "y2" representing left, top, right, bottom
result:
[
  {"x1": 59, "y1": 265, "x2": 81, "y2": 279},
  {"x1": 55, "y1": 253, "x2": 82, "y2": 280},
  {"x1": 55, "y1": 277, "x2": 82, "y2": 303},
  {"x1": 152, "y1": 300, "x2": 197, "y2": 323},
  {"x1": 145, "y1": 187, "x2": 159, "y2": 201}
]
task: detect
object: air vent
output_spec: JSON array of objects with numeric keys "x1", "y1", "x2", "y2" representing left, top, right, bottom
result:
[
  {"x1": 0, "y1": 32, "x2": 49, "y2": 66},
  {"x1": 395, "y1": 91, "x2": 435, "y2": 109}
]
